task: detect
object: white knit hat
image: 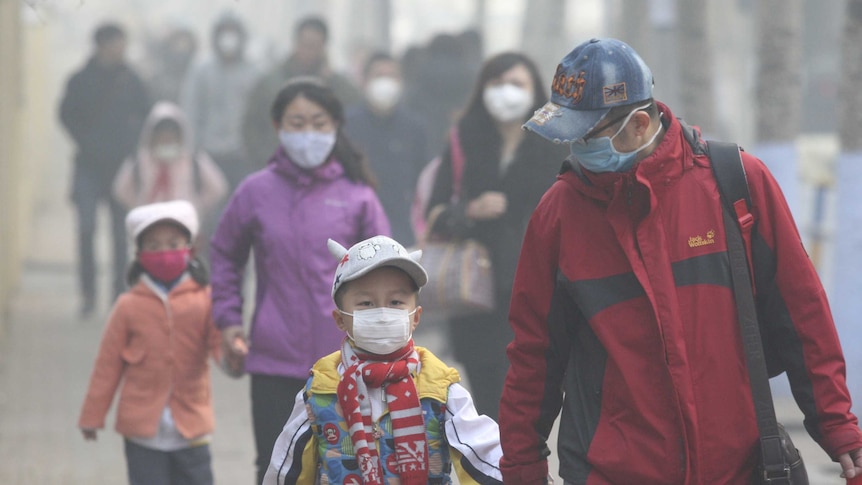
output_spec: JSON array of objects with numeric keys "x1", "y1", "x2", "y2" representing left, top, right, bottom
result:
[
  {"x1": 125, "y1": 199, "x2": 199, "y2": 245},
  {"x1": 328, "y1": 235, "x2": 427, "y2": 298}
]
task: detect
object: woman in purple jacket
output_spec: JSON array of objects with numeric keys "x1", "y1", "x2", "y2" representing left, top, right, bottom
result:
[{"x1": 209, "y1": 79, "x2": 390, "y2": 484}]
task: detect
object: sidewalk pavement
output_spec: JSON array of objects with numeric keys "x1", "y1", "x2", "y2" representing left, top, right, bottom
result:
[
  {"x1": 0, "y1": 154, "x2": 848, "y2": 484},
  {"x1": 0, "y1": 154, "x2": 255, "y2": 483}
]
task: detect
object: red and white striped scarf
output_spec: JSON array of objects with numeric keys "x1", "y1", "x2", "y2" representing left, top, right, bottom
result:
[{"x1": 338, "y1": 339, "x2": 428, "y2": 485}]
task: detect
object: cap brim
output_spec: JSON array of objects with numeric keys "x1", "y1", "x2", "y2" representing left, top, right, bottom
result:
[{"x1": 523, "y1": 101, "x2": 609, "y2": 144}]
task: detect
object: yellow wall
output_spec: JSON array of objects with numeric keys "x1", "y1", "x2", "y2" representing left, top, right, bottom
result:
[
  {"x1": 0, "y1": 0, "x2": 22, "y2": 333},
  {"x1": 0, "y1": 2, "x2": 50, "y2": 334}
]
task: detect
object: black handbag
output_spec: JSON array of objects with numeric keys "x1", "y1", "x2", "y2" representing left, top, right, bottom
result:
[{"x1": 709, "y1": 141, "x2": 808, "y2": 485}]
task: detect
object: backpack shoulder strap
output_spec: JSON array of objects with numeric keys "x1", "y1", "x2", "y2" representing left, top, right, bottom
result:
[{"x1": 707, "y1": 140, "x2": 756, "y2": 293}]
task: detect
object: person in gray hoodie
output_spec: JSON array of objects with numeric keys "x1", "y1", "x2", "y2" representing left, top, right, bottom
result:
[
  {"x1": 209, "y1": 79, "x2": 389, "y2": 484},
  {"x1": 181, "y1": 11, "x2": 260, "y2": 192}
]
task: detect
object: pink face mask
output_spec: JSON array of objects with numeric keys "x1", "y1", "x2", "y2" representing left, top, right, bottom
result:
[{"x1": 138, "y1": 248, "x2": 190, "y2": 283}]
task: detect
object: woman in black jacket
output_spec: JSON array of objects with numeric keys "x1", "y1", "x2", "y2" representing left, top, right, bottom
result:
[{"x1": 426, "y1": 52, "x2": 567, "y2": 420}]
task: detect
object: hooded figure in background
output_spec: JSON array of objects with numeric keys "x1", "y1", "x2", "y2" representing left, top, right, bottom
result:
[
  {"x1": 145, "y1": 26, "x2": 198, "y2": 104},
  {"x1": 112, "y1": 101, "x2": 228, "y2": 255},
  {"x1": 181, "y1": 11, "x2": 260, "y2": 191}
]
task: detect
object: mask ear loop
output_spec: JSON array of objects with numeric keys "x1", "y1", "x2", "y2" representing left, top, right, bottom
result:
[{"x1": 610, "y1": 102, "x2": 654, "y2": 141}]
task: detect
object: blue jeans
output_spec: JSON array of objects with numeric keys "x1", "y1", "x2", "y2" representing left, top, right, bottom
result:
[{"x1": 124, "y1": 439, "x2": 213, "y2": 485}]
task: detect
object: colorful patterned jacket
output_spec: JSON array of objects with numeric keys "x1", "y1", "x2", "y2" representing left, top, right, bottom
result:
[{"x1": 263, "y1": 346, "x2": 503, "y2": 484}]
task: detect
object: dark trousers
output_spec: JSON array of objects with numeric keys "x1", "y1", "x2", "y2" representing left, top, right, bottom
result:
[
  {"x1": 450, "y1": 306, "x2": 514, "y2": 422},
  {"x1": 251, "y1": 374, "x2": 307, "y2": 485},
  {"x1": 124, "y1": 439, "x2": 213, "y2": 485},
  {"x1": 72, "y1": 174, "x2": 127, "y2": 306}
]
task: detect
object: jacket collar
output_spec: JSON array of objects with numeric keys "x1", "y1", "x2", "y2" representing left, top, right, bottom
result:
[
  {"x1": 269, "y1": 145, "x2": 345, "y2": 186},
  {"x1": 309, "y1": 346, "x2": 460, "y2": 402},
  {"x1": 132, "y1": 274, "x2": 197, "y2": 300}
]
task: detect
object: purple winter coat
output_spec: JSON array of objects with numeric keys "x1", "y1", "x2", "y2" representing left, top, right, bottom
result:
[{"x1": 210, "y1": 147, "x2": 390, "y2": 377}]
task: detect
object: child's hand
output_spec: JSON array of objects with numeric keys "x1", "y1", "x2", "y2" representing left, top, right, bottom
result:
[
  {"x1": 222, "y1": 326, "x2": 248, "y2": 356},
  {"x1": 231, "y1": 335, "x2": 248, "y2": 355},
  {"x1": 221, "y1": 326, "x2": 248, "y2": 378},
  {"x1": 81, "y1": 428, "x2": 97, "y2": 441}
]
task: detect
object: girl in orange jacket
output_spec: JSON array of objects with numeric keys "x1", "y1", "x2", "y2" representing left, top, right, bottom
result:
[{"x1": 78, "y1": 200, "x2": 238, "y2": 485}]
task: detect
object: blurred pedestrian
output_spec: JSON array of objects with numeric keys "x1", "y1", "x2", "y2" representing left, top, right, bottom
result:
[
  {"x1": 181, "y1": 11, "x2": 260, "y2": 192},
  {"x1": 78, "y1": 200, "x2": 226, "y2": 485},
  {"x1": 210, "y1": 79, "x2": 389, "y2": 484},
  {"x1": 262, "y1": 235, "x2": 504, "y2": 484},
  {"x1": 59, "y1": 22, "x2": 151, "y2": 317},
  {"x1": 146, "y1": 25, "x2": 198, "y2": 103},
  {"x1": 344, "y1": 52, "x2": 429, "y2": 246},
  {"x1": 242, "y1": 15, "x2": 361, "y2": 169},
  {"x1": 403, "y1": 33, "x2": 476, "y2": 155},
  {"x1": 424, "y1": 52, "x2": 566, "y2": 420},
  {"x1": 112, "y1": 101, "x2": 228, "y2": 258},
  {"x1": 500, "y1": 38, "x2": 862, "y2": 483}
]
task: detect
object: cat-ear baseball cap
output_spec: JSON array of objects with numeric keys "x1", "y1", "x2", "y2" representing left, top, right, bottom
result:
[
  {"x1": 328, "y1": 235, "x2": 427, "y2": 298},
  {"x1": 524, "y1": 38, "x2": 654, "y2": 144}
]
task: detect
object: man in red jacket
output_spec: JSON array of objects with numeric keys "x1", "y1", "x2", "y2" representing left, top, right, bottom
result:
[{"x1": 499, "y1": 37, "x2": 862, "y2": 484}]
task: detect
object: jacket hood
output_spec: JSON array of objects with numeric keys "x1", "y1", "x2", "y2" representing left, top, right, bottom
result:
[{"x1": 136, "y1": 101, "x2": 196, "y2": 162}]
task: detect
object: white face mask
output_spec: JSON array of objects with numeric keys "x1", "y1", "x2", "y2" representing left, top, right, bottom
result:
[
  {"x1": 341, "y1": 307, "x2": 416, "y2": 355},
  {"x1": 153, "y1": 143, "x2": 182, "y2": 162},
  {"x1": 365, "y1": 76, "x2": 402, "y2": 112},
  {"x1": 483, "y1": 83, "x2": 534, "y2": 123},
  {"x1": 217, "y1": 31, "x2": 242, "y2": 56},
  {"x1": 279, "y1": 130, "x2": 337, "y2": 170}
]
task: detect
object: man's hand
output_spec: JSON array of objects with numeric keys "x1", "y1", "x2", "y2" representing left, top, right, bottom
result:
[{"x1": 839, "y1": 448, "x2": 862, "y2": 479}]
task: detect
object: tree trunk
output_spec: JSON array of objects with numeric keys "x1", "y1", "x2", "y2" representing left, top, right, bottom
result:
[
  {"x1": 521, "y1": 0, "x2": 568, "y2": 81},
  {"x1": 753, "y1": 0, "x2": 802, "y2": 221},
  {"x1": 347, "y1": 0, "x2": 392, "y2": 52},
  {"x1": 756, "y1": 0, "x2": 802, "y2": 143},
  {"x1": 677, "y1": 0, "x2": 716, "y2": 135},
  {"x1": 617, "y1": 0, "x2": 652, "y2": 61},
  {"x1": 838, "y1": 0, "x2": 862, "y2": 152}
]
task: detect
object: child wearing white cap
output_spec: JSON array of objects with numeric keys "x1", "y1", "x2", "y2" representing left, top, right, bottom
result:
[
  {"x1": 263, "y1": 235, "x2": 503, "y2": 485},
  {"x1": 78, "y1": 200, "x2": 235, "y2": 485}
]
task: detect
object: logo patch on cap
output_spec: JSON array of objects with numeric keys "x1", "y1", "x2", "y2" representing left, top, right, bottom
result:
[
  {"x1": 602, "y1": 82, "x2": 628, "y2": 104},
  {"x1": 551, "y1": 66, "x2": 587, "y2": 104},
  {"x1": 530, "y1": 103, "x2": 562, "y2": 126}
]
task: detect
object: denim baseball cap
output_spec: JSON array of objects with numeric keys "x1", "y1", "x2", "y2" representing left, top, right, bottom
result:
[{"x1": 524, "y1": 38, "x2": 654, "y2": 144}]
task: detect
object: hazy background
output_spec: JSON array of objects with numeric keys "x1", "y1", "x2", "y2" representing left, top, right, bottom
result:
[{"x1": 0, "y1": 0, "x2": 859, "y2": 483}]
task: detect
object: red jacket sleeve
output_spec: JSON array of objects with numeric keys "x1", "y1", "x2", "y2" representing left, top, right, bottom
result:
[
  {"x1": 78, "y1": 300, "x2": 129, "y2": 430},
  {"x1": 744, "y1": 152, "x2": 862, "y2": 457},
  {"x1": 499, "y1": 188, "x2": 568, "y2": 484}
]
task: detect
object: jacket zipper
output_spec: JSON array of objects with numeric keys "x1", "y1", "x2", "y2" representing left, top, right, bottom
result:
[
  {"x1": 161, "y1": 290, "x2": 175, "y2": 411},
  {"x1": 626, "y1": 173, "x2": 635, "y2": 207}
]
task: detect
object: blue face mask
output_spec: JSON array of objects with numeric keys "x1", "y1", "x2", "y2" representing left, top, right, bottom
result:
[{"x1": 569, "y1": 103, "x2": 660, "y2": 173}]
